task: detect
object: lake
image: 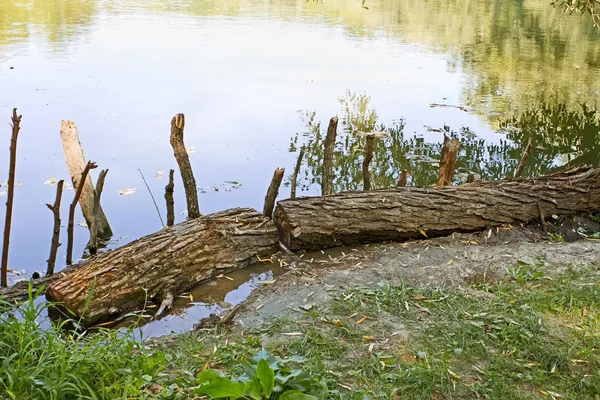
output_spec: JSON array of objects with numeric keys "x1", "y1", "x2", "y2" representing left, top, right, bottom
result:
[{"x1": 1, "y1": 0, "x2": 599, "y2": 334}]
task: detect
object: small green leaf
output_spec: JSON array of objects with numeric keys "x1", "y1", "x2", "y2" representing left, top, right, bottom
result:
[
  {"x1": 142, "y1": 375, "x2": 153, "y2": 382},
  {"x1": 279, "y1": 390, "x2": 319, "y2": 400},
  {"x1": 196, "y1": 369, "x2": 225, "y2": 385},
  {"x1": 194, "y1": 379, "x2": 247, "y2": 399},
  {"x1": 257, "y1": 358, "x2": 275, "y2": 397}
]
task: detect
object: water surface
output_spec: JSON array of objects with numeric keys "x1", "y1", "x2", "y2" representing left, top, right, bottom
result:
[{"x1": 1, "y1": 0, "x2": 598, "y2": 332}]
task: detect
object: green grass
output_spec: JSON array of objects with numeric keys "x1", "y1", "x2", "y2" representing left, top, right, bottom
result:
[{"x1": 2, "y1": 261, "x2": 599, "y2": 399}]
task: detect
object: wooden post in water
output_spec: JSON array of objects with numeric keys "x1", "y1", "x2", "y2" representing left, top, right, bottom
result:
[
  {"x1": 89, "y1": 169, "x2": 108, "y2": 256},
  {"x1": 397, "y1": 170, "x2": 410, "y2": 187},
  {"x1": 60, "y1": 120, "x2": 112, "y2": 239},
  {"x1": 263, "y1": 168, "x2": 285, "y2": 218},
  {"x1": 1, "y1": 109, "x2": 22, "y2": 287},
  {"x1": 514, "y1": 137, "x2": 533, "y2": 178},
  {"x1": 46, "y1": 180, "x2": 64, "y2": 276},
  {"x1": 170, "y1": 114, "x2": 201, "y2": 219},
  {"x1": 362, "y1": 135, "x2": 375, "y2": 191},
  {"x1": 165, "y1": 169, "x2": 175, "y2": 226},
  {"x1": 321, "y1": 117, "x2": 338, "y2": 196},
  {"x1": 437, "y1": 135, "x2": 460, "y2": 186},
  {"x1": 67, "y1": 161, "x2": 96, "y2": 265},
  {"x1": 290, "y1": 148, "x2": 305, "y2": 199}
]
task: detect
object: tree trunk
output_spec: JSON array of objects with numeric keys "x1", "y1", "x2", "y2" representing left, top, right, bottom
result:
[
  {"x1": 60, "y1": 121, "x2": 112, "y2": 238},
  {"x1": 274, "y1": 166, "x2": 600, "y2": 251},
  {"x1": 45, "y1": 208, "x2": 278, "y2": 326}
]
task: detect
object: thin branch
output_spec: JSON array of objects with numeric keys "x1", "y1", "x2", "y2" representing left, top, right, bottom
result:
[
  {"x1": 46, "y1": 180, "x2": 64, "y2": 276},
  {"x1": 1, "y1": 108, "x2": 22, "y2": 287},
  {"x1": 290, "y1": 147, "x2": 305, "y2": 199},
  {"x1": 67, "y1": 161, "x2": 97, "y2": 265}
]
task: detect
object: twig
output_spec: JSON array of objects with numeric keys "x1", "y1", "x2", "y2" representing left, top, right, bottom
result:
[
  {"x1": 1, "y1": 108, "x2": 22, "y2": 287},
  {"x1": 263, "y1": 168, "x2": 285, "y2": 218},
  {"x1": 290, "y1": 147, "x2": 305, "y2": 199},
  {"x1": 46, "y1": 180, "x2": 64, "y2": 276},
  {"x1": 67, "y1": 161, "x2": 96, "y2": 265},
  {"x1": 138, "y1": 168, "x2": 164, "y2": 228},
  {"x1": 514, "y1": 137, "x2": 533, "y2": 178},
  {"x1": 165, "y1": 169, "x2": 175, "y2": 227},
  {"x1": 321, "y1": 116, "x2": 338, "y2": 196},
  {"x1": 362, "y1": 135, "x2": 375, "y2": 191},
  {"x1": 90, "y1": 170, "x2": 109, "y2": 255},
  {"x1": 170, "y1": 113, "x2": 201, "y2": 219}
]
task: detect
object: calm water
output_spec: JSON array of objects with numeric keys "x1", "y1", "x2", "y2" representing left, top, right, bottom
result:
[{"x1": 1, "y1": 0, "x2": 599, "y2": 331}]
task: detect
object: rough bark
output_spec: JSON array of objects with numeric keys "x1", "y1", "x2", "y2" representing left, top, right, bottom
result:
[
  {"x1": 1, "y1": 109, "x2": 22, "y2": 288},
  {"x1": 45, "y1": 208, "x2": 278, "y2": 326},
  {"x1": 514, "y1": 137, "x2": 533, "y2": 178},
  {"x1": 274, "y1": 166, "x2": 600, "y2": 251},
  {"x1": 165, "y1": 169, "x2": 175, "y2": 226},
  {"x1": 263, "y1": 168, "x2": 285, "y2": 218},
  {"x1": 291, "y1": 148, "x2": 305, "y2": 199},
  {"x1": 46, "y1": 180, "x2": 64, "y2": 276},
  {"x1": 170, "y1": 114, "x2": 201, "y2": 219},
  {"x1": 321, "y1": 117, "x2": 338, "y2": 196},
  {"x1": 362, "y1": 136, "x2": 375, "y2": 191},
  {"x1": 89, "y1": 170, "x2": 108, "y2": 255},
  {"x1": 437, "y1": 135, "x2": 460, "y2": 186},
  {"x1": 60, "y1": 120, "x2": 112, "y2": 238}
]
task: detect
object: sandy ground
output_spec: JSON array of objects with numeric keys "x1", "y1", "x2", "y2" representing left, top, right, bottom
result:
[{"x1": 233, "y1": 215, "x2": 600, "y2": 330}]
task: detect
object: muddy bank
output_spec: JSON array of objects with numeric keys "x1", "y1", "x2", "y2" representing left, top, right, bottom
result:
[{"x1": 232, "y1": 216, "x2": 600, "y2": 330}]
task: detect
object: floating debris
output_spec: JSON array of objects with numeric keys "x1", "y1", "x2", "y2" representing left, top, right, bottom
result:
[
  {"x1": 155, "y1": 169, "x2": 165, "y2": 180},
  {"x1": 117, "y1": 188, "x2": 137, "y2": 196},
  {"x1": 44, "y1": 177, "x2": 58, "y2": 186},
  {"x1": 186, "y1": 146, "x2": 196, "y2": 154}
]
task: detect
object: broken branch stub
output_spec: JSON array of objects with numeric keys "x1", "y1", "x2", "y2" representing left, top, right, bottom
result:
[
  {"x1": 170, "y1": 114, "x2": 201, "y2": 219},
  {"x1": 514, "y1": 137, "x2": 533, "y2": 178},
  {"x1": 165, "y1": 169, "x2": 175, "y2": 227},
  {"x1": 263, "y1": 168, "x2": 285, "y2": 218},
  {"x1": 89, "y1": 169, "x2": 108, "y2": 255},
  {"x1": 437, "y1": 135, "x2": 460, "y2": 186},
  {"x1": 291, "y1": 148, "x2": 305, "y2": 199},
  {"x1": 362, "y1": 135, "x2": 375, "y2": 191},
  {"x1": 60, "y1": 120, "x2": 112, "y2": 239},
  {"x1": 321, "y1": 116, "x2": 338, "y2": 196}
]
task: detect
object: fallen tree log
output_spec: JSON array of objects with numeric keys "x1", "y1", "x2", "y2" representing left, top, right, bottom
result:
[
  {"x1": 274, "y1": 166, "x2": 600, "y2": 251},
  {"x1": 45, "y1": 208, "x2": 278, "y2": 326}
]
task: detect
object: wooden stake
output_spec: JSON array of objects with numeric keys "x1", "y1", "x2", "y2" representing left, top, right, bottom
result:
[
  {"x1": 60, "y1": 120, "x2": 112, "y2": 238},
  {"x1": 170, "y1": 114, "x2": 201, "y2": 219},
  {"x1": 165, "y1": 169, "x2": 175, "y2": 227},
  {"x1": 263, "y1": 168, "x2": 285, "y2": 218},
  {"x1": 1, "y1": 109, "x2": 22, "y2": 287},
  {"x1": 397, "y1": 170, "x2": 410, "y2": 187},
  {"x1": 362, "y1": 135, "x2": 375, "y2": 191},
  {"x1": 321, "y1": 116, "x2": 338, "y2": 196},
  {"x1": 290, "y1": 148, "x2": 305, "y2": 199},
  {"x1": 46, "y1": 180, "x2": 64, "y2": 276},
  {"x1": 514, "y1": 137, "x2": 533, "y2": 178},
  {"x1": 437, "y1": 135, "x2": 460, "y2": 186},
  {"x1": 67, "y1": 161, "x2": 96, "y2": 265},
  {"x1": 89, "y1": 169, "x2": 108, "y2": 256}
]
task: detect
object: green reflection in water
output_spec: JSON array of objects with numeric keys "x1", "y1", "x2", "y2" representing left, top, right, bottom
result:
[
  {"x1": 290, "y1": 91, "x2": 600, "y2": 193},
  {"x1": 0, "y1": 0, "x2": 97, "y2": 47}
]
